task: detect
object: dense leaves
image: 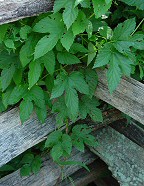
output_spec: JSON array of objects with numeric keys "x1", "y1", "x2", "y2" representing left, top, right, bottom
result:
[{"x1": 0, "y1": 0, "x2": 144, "y2": 176}]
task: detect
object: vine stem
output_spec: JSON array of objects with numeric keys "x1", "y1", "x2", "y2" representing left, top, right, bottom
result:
[{"x1": 131, "y1": 18, "x2": 144, "y2": 36}]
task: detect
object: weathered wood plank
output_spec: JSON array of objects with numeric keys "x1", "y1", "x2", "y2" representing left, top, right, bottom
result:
[
  {"x1": 89, "y1": 127, "x2": 144, "y2": 186},
  {"x1": 0, "y1": 108, "x2": 122, "y2": 167},
  {"x1": 0, "y1": 108, "x2": 56, "y2": 167},
  {"x1": 0, "y1": 148, "x2": 96, "y2": 186},
  {"x1": 61, "y1": 159, "x2": 109, "y2": 186},
  {"x1": 0, "y1": 0, "x2": 54, "y2": 25},
  {"x1": 96, "y1": 70, "x2": 144, "y2": 125},
  {"x1": 110, "y1": 120, "x2": 144, "y2": 147}
]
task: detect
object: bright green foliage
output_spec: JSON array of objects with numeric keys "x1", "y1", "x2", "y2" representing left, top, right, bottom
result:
[
  {"x1": 92, "y1": 0, "x2": 112, "y2": 18},
  {"x1": 120, "y1": 0, "x2": 144, "y2": 10},
  {"x1": 0, "y1": 0, "x2": 144, "y2": 176},
  {"x1": 20, "y1": 153, "x2": 42, "y2": 176},
  {"x1": 57, "y1": 52, "x2": 80, "y2": 65},
  {"x1": 79, "y1": 96, "x2": 103, "y2": 122},
  {"x1": 20, "y1": 99, "x2": 33, "y2": 123},
  {"x1": 71, "y1": 124, "x2": 98, "y2": 152}
]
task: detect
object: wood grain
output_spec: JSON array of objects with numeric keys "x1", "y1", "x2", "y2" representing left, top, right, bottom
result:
[
  {"x1": 0, "y1": 148, "x2": 96, "y2": 186},
  {"x1": 0, "y1": 0, "x2": 54, "y2": 25},
  {"x1": 96, "y1": 70, "x2": 144, "y2": 125},
  {"x1": 0, "y1": 108, "x2": 121, "y2": 167},
  {"x1": 0, "y1": 108, "x2": 56, "y2": 167},
  {"x1": 89, "y1": 127, "x2": 144, "y2": 186}
]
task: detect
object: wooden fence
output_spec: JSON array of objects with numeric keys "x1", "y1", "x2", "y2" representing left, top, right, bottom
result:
[{"x1": 0, "y1": 1, "x2": 144, "y2": 186}]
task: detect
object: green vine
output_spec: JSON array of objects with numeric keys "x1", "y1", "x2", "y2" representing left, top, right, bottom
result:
[{"x1": 0, "y1": 0, "x2": 144, "y2": 177}]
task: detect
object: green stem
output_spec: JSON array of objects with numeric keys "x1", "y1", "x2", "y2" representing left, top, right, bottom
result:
[{"x1": 131, "y1": 18, "x2": 144, "y2": 36}]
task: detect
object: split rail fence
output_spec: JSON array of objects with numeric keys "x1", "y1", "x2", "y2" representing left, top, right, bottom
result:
[{"x1": 0, "y1": 1, "x2": 144, "y2": 186}]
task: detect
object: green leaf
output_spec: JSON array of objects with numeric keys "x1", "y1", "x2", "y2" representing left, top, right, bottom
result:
[
  {"x1": 34, "y1": 34, "x2": 59, "y2": 60},
  {"x1": 45, "y1": 130, "x2": 62, "y2": 148},
  {"x1": 72, "y1": 11, "x2": 87, "y2": 36},
  {"x1": 57, "y1": 52, "x2": 80, "y2": 65},
  {"x1": 0, "y1": 24, "x2": 9, "y2": 43},
  {"x1": 8, "y1": 85, "x2": 28, "y2": 105},
  {"x1": 63, "y1": 1, "x2": 78, "y2": 29},
  {"x1": 36, "y1": 106, "x2": 47, "y2": 124},
  {"x1": 107, "y1": 59, "x2": 122, "y2": 94},
  {"x1": 51, "y1": 72, "x2": 67, "y2": 99},
  {"x1": 33, "y1": 14, "x2": 64, "y2": 35},
  {"x1": 0, "y1": 52, "x2": 18, "y2": 69},
  {"x1": 113, "y1": 18, "x2": 136, "y2": 40},
  {"x1": 38, "y1": 50, "x2": 55, "y2": 75},
  {"x1": 28, "y1": 60, "x2": 41, "y2": 88},
  {"x1": 20, "y1": 25, "x2": 31, "y2": 40},
  {"x1": 73, "y1": 138, "x2": 85, "y2": 152},
  {"x1": 120, "y1": 0, "x2": 144, "y2": 10},
  {"x1": 62, "y1": 134, "x2": 72, "y2": 155},
  {"x1": 105, "y1": 0, "x2": 112, "y2": 4},
  {"x1": 61, "y1": 28, "x2": 75, "y2": 51},
  {"x1": 52, "y1": 97, "x2": 69, "y2": 127},
  {"x1": 20, "y1": 164, "x2": 31, "y2": 177},
  {"x1": 70, "y1": 43, "x2": 88, "y2": 54},
  {"x1": 92, "y1": 0, "x2": 112, "y2": 18},
  {"x1": 51, "y1": 143, "x2": 63, "y2": 161},
  {"x1": 88, "y1": 42, "x2": 97, "y2": 65},
  {"x1": 84, "y1": 135, "x2": 98, "y2": 147},
  {"x1": 21, "y1": 153, "x2": 34, "y2": 164},
  {"x1": 20, "y1": 99, "x2": 33, "y2": 123},
  {"x1": 53, "y1": 0, "x2": 67, "y2": 13},
  {"x1": 31, "y1": 155, "x2": 42, "y2": 174},
  {"x1": 4, "y1": 39, "x2": 15, "y2": 49},
  {"x1": 75, "y1": 0, "x2": 84, "y2": 7},
  {"x1": 13, "y1": 69, "x2": 22, "y2": 85},
  {"x1": 20, "y1": 35, "x2": 38, "y2": 67},
  {"x1": 1, "y1": 64, "x2": 15, "y2": 91},
  {"x1": 69, "y1": 71, "x2": 89, "y2": 95},
  {"x1": 114, "y1": 52, "x2": 133, "y2": 76},
  {"x1": 84, "y1": 69, "x2": 98, "y2": 98},
  {"x1": 0, "y1": 164, "x2": 15, "y2": 172},
  {"x1": 65, "y1": 87, "x2": 79, "y2": 121},
  {"x1": 93, "y1": 44, "x2": 112, "y2": 68},
  {"x1": 86, "y1": 20, "x2": 93, "y2": 39},
  {"x1": 25, "y1": 86, "x2": 45, "y2": 109},
  {"x1": 80, "y1": 0, "x2": 90, "y2": 8},
  {"x1": 89, "y1": 108, "x2": 103, "y2": 122}
]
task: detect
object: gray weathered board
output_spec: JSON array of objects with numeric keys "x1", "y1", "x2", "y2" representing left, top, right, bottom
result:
[
  {"x1": 90, "y1": 127, "x2": 144, "y2": 186},
  {"x1": 96, "y1": 70, "x2": 144, "y2": 125},
  {"x1": 0, "y1": 108, "x2": 122, "y2": 167},
  {"x1": 0, "y1": 0, "x2": 54, "y2": 25},
  {"x1": 0, "y1": 148, "x2": 96, "y2": 186},
  {"x1": 0, "y1": 0, "x2": 143, "y2": 124}
]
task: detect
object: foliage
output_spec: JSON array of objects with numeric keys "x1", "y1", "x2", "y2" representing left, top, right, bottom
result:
[{"x1": 0, "y1": 0, "x2": 144, "y2": 176}]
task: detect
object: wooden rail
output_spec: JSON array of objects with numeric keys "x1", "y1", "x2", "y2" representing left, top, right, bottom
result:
[
  {"x1": 0, "y1": 148, "x2": 96, "y2": 186},
  {"x1": 0, "y1": 0, "x2": 54, "y2": 25},
  {"x1": 0, "y1": 109, "x2": 122, "y2": 167},
  {"x1": 89, "y1": 126, "x2": 144, "y2": 186},
  {"x1": 0, "y1": 0, "x2": 143, "y2": 124}
]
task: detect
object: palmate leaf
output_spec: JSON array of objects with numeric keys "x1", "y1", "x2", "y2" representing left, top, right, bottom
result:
[
  {"x1": 93, "y1": 43, "x2": 112, "y2": 68},
  {"x1": 51, "y1": 143, "x2": 63, "y2": 161},
  {"x1": 61, "y1": 134, "x2": 72, "y2": 155},
  {"x1": 69, "y1": 71, "x2": 89, "y2": 95},
  {"x1": 120, "y1": 0, "x2": 144, "y2": 10}
]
